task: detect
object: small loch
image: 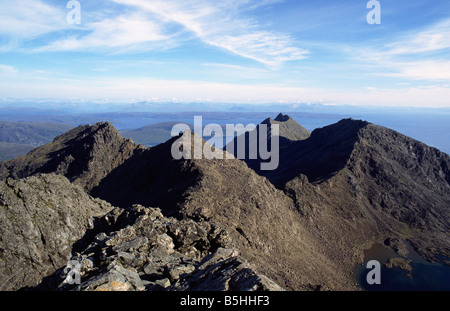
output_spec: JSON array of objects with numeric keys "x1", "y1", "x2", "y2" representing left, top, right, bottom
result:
[{"x1": 356, "y1": 242, "x2": 450, "y2": 291}]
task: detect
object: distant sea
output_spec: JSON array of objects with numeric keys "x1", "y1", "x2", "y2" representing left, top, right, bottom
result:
[{"x1": 1, "y1": 106, "x2": 449, "y2": 154}]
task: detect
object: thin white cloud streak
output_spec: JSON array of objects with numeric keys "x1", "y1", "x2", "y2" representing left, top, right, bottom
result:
[
  {"x1": 0, "y1": 64, "x2": 19, "y2": 75},
  {"x1": 353, "y1": 18, "x2": 450, "y2": 81},
  {"x1": 212, "y1": 32, "x2": 308, "y2": 68},
  {"x1": 378, "y1": 61, "x2": 450, "y2": 81},
  {"x1": 3, "y1": 0, "x2": 306, "y2": 65},
  {"x1": 111, "y1": 0, "x2": 308, "y2": 68},
  {"x1": 0, "y1": 0, "x2": 67, "y2": 38},
  {"x1": 384, "y1": 19, "x2": 450, "y2": 56},
  {"x1": 35, "y1": 13, "x2": 173, "y2": 52}
]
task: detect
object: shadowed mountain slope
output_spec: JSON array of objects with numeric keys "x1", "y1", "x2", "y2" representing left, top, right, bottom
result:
[
  {"x1": 262, "y1": 118, "x2": 371, "y2": 185},
  {"x1": 0, "y1": 123, "x2": 355, "y2": 289},
  {"x1": 91, "y1": 131, "x2": 351, "y2": 290},
  {"x1": 260, "y1": 119, "x2": 450, "y2": 265}
]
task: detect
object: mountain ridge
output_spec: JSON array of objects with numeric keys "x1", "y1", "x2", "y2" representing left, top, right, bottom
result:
[
  {"x1": 0, "y1": 122, "x2": 144, "y2": 191},
  {"x1": 1, "y1": 115, "x2": 449, "y2": 291},
  {"x1": 266, "y1": 118, "x2": 450, "y2": 265}
]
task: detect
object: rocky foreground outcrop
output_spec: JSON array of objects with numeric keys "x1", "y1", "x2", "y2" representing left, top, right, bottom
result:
[
  {"x1": 0, "y1": 174, "x2": 113, "y2": 290},
  {"x1": 49, "y1": 204, "x2": 283, "y2": 291},
  {"x1": 0, "y1": 174, "x2": 282, "y2": 291}
]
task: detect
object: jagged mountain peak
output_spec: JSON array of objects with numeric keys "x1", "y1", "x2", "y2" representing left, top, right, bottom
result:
[
  {"x1": 225, "y1": 114, "x2": 311, "y2": 159},
  {"x1": 274, "y1": 113, "x2": 290, "y2": 122},
  {"x1": 52, "y1": 121, "x2": 118, "y2": 142},
  {"x1": 0, "y1": 121, "x2": 143, "y2": 191},
  {"x1": 260, "y1": 113, "x2": 310, "y2": 141},
  {"x1": 310, "y1": 118, "x2": 370, "y2": 138},
  {"x1": 261, "y1": 117, "x2": 448, "y2": 186},
  {"x1": 261, "y1": 113, "x2": 291, "y2": 124}
]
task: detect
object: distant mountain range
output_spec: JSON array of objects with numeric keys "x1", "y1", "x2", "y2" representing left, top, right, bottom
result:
[
  {"x1": 0, "y1": 121, "x2": 73, "y2": 161},
  {"x1": 120, "y1": 122, "x2": 193, "y2": 147},
  {"x1": 0, "y1": 114, "x2": 448, "y2": 291}
]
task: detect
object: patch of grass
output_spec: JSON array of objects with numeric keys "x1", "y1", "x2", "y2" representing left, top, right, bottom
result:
[
  {"x1": 390, "y1": 222, "x2": 417, "y2": 239},
  {"x1": 45, "y1": 200, "x2": 55, "y2": 210},
  {"x1": 0, "y1": 142, "x2": 35, "y2": 162}
]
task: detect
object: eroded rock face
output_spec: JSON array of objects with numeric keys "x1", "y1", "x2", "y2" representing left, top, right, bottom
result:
[
  {"x1": 35, "y1": 205, "x2": 282, "y2": 292},
  {"x1": 172, "y1": 248, "x2": 284, "y2": 291},
  {"x1": 0, "y1": 174, "x2": 113, "y2": 291},
  {"x1": 262, "y1": 119, "x2": 450, "y2": 269}
]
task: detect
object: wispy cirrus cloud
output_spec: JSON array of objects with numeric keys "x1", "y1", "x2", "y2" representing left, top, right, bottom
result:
[
  {"x1": 353, "y1": 18, "x2": 450, "y2": 82},
  {"x1": 2, "y1": 0, "x2": 307, "y2": 68},
  {"x1": 379, "y1": 60, "x2": 450, "y2": 81},
  {"x1": 111, "y1": 0, "x2": 308, "y2": 68},
  {"x1": 383, "y1": 19, "x2": 450, "y2": 56},
  {"x1": 35, "y1": 13, "x2": 173, "y2": 53},
  {"x1": 0, "y1": 0, "x2": 66, "y2": 38},
  {"x1": 0, "y1": 64, "x2": 19, "y2": 75}
]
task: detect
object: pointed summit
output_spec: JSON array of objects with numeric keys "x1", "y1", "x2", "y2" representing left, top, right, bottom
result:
[
  {"x1": 274, "y1": 113, "x2": 290, "y2": 122},
  {"x1": 260, "y1": 113, "x2": 310, "y2": 141},
  {"x1": 0, "y1": 122, "x2": 144, "y2": 191},
  {"x1": 261, "y1": 113, "x2": 293, "y2": 125},
  {"x1": 273, "y1": 113, "x2": 310, "y2": 141},
  {"x1": 224, "y1": 114, "x2": 311, "y2": 173}
]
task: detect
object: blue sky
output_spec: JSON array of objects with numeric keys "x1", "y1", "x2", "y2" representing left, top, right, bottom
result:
[{"x1": 0, "y1": 0, "x2": 449, "y2": 107}]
